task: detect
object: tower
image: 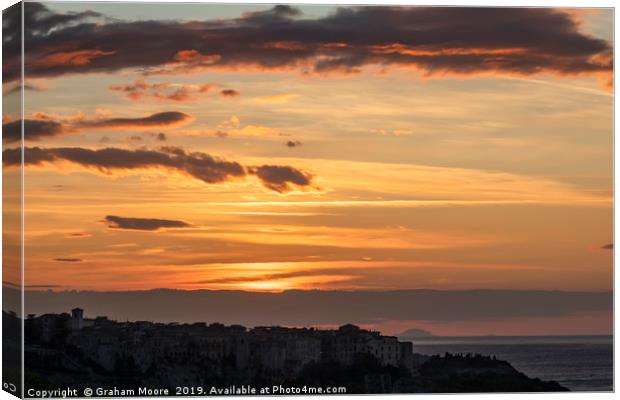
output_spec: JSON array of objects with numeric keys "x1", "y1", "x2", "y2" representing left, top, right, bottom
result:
[{"x1": 71, "y1": 308, "x2": 84, "y2": 331}]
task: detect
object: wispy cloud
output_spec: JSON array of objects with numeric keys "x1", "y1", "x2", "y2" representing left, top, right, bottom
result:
[
  {"x1": 255, "y1": 93, "x2": 299, "y2": 103},
  {"x1": 109, "y1": 79, "x2": 239, "y2": 102}
]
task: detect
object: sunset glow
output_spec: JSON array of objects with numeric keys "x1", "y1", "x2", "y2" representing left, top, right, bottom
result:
[{"x1": 2, "y1": 3, "x2": 613, "y2": 335}]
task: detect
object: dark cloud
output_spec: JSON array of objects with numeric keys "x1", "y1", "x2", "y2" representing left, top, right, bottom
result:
[
  {"x1": 3, "y1": 119, "x2": 66, "y2": 143},
  {"x1": 75, "y1": 111, "x2": 191, "y2": 129},
  {"x1": 220, "y1": 89, "x2": 240, "y2": 97},
  {"x1": 285, "y1": 140, "x2": 302, "y2": 148},
  {"x1": 602, "y1": 243, "x2": 613, "y2": 250},
  {"x1": 6, "y1": 146, "x2": 244, "y2": 184},
  {"x1": 53, "y1": 258, "x2": 83, "y2": 262},
  {"x1": 22, "y1": 2, "x2": 101, "y2": 37},
  {"x1": 104, "y1": 215, "x2": 191, "y2": 231},
  {"x1": 3, "y1": 2, "x2": 102, "y2": 83},
  {"x1": 66, "y1": 232, "x2": 91, "y2": 238},
  {"x1": 248, "y1": 165, "x2": 313, "y2": 193},
  {"x1": 3, "y1": 111, "x2": 191, "y2": 143},
  {"x1": 156, "y1": 132, "x2": 167, "y2": 141},
  {"x1": 6, "y1": 4, "x2": 611, "y2": 88},
  {"x1": 4, "y1": 146, "x2": 315, "y2": 193}
]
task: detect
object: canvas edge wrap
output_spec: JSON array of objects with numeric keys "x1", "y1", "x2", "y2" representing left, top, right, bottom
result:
[{"x1": 3, "y1": 1, "x2": 24, "y2": 398}]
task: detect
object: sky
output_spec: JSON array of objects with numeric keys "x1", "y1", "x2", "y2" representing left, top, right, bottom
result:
[{"x1": 1, "y1": 2, "x2": 614, "y2": 334}]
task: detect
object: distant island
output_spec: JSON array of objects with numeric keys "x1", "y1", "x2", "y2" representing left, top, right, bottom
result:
[
  {"x1": 397, "y1": 328, "x2": 436, "y2": 339},
  {"x1": 6, "y1": 309, "x2": 568, "y2": 395}
]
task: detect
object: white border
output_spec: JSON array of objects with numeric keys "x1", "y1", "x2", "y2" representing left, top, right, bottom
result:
[{"x1": 0, "y1": 1, "x2": 616, "y2": 400}]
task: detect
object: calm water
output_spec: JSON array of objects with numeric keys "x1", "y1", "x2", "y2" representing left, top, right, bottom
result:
[{"x1": 409, "y1": 335, "x2": 613, "y2": 392}]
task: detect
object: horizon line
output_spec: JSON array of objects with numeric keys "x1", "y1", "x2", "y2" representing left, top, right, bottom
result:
[{"x1": 3, "y1": 285, "x2": 614, "y2": 294}]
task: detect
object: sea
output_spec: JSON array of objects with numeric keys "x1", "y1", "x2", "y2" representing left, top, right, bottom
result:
[{"x1": 409, "y1": 335, "x2": 613, "y2": 392}]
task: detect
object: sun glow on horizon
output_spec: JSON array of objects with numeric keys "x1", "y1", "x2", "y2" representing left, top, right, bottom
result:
[{"x1": 3, "y1": 2, "x2": 612, "y2": 336}]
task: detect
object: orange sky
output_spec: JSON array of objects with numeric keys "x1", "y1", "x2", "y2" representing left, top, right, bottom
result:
[{"x1": 1, "y1": 3, "x2": 613, "y2": 334}]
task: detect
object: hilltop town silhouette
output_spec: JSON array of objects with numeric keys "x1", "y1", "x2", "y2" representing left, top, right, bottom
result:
[{"x1": 1, "y1": 308, "x2": 569, "y2": 394}]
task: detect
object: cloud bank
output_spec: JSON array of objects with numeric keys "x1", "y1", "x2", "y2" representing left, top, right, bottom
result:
[
  {"x1": 3, "y1": 4, "x2": 611, "y2": 88},
  {"x1": 16, "y1": 288, "x2": 613, "y2": 327}
]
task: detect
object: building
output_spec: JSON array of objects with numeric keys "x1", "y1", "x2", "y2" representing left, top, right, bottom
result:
[
  {"x1": 26, "y1": 309, "x2": 417, "y2": 376},
  {"x1": 71, "y1": 308, "x2": 84, "y2": 331}
]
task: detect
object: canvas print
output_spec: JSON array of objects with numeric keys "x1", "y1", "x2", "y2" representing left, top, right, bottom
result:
[{"x1": 2, "y1": 1, "x2": 614, "y2": 397}]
